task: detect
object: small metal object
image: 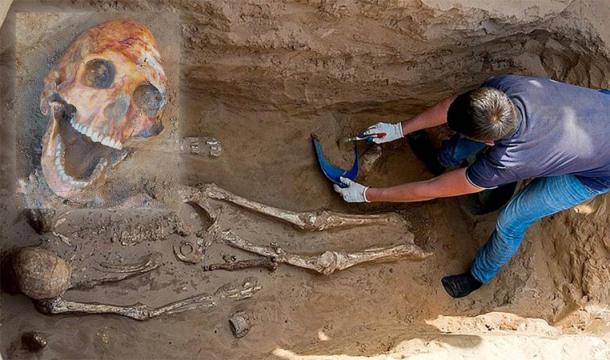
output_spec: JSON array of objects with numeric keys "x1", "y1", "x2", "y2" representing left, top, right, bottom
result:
[
  {"x1": 173, "y1": 238, "x2": 205, "y2": 264},
  {"x1": 203, "y1": 257, "x2": 278, "y2": 272},
  {"x1": 228, "y1": 312, "x2": 250, "y2": 338}
]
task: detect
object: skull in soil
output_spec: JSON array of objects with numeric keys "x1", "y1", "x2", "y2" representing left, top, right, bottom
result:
[
  {"x1": 12, "y1": 247, "x2": 72, "y2": 300},
  {"x1": 39, "y1": 20, "x2": 167, "y2": 201}
]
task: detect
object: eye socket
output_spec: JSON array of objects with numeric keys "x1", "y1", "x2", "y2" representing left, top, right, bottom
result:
[
  {"x1": 133, "y1": 83, "x2": 163, "y2": 116},
  {"x1": 82, "y1": 59, "x2": 115, "y2": 88}
]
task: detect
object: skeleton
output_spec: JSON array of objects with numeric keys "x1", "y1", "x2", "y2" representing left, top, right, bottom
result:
[
  {"x1": 38, "y1": 20, "x2": 167, "y2": 203},
  {"x1": 28, "y1": 183, "x2": 430, "y2": 276},
  {"x1": 180, "y1": 184, "x2": 431, "y2": 274},
  {"x1": 14, "y1": 183, "x2": 428, "y2": 320},
  {"x1": 12, "y1": 247, "x2": 260, "y2": 320}
]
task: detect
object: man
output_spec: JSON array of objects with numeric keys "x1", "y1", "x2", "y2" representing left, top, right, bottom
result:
[{"x1": 334, "y1": 74, "x2": 610, "y2": 298}]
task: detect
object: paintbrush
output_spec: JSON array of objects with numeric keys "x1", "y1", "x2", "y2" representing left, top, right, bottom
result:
[{"x1": 337, "y1": 132, "x2": 386, "y2": 150}]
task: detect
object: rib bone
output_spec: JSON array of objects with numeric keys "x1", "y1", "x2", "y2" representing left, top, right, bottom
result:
[
  {"x1": 215, "y1": 228, "x2": 431, "y2": 275},
  {"x1": 71, "y1": 253, "x2": 162, "y2": 289},
  {"x1": 181, "y1": 183, "x2": 407, "y2": 231},
  {"x1": 36, "y1": 279, "x2": 261, "y2": 320}
]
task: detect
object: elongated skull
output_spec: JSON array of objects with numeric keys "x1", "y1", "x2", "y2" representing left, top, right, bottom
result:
[{"x1": 40, "y1": 20, "x2": 167, "y2": 201}]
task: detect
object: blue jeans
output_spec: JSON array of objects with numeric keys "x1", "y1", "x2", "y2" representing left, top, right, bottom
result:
[
  {"x1": 437, "y1": 134, "x2": 487, "y2": 169},
  {"x1": 438, "y1": 135, "x2": 610, "y2": 283}
]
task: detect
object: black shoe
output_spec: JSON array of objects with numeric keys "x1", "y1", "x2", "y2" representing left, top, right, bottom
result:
[
  {"x1": 461, "y1": 182, "x2": 518, "y2": 216},
  {"x1": 406, "y1": 131, "x2": 445, "y2": 176},
  {"x1": 441, "y1": 272, "x2": 482, "y2": 298}
]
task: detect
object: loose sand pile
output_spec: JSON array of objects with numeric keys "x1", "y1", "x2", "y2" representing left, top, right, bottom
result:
[{"x1": 1, "y1": 0, "x2": 609, "y2": 359}]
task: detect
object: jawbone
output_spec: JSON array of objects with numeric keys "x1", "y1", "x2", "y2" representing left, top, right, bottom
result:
[{"x1": 40, "y1": 110, "x2": 112, "y2": 203}]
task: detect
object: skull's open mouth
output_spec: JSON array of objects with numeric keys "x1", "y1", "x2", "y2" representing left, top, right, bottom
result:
[{"x1": 41, "y1": 94, "x2": 126, "y2": 197}]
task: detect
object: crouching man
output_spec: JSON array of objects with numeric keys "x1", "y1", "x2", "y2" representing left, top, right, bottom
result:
[{"x1": 334, "y1": 75, "x2": 610, "y2": 298}]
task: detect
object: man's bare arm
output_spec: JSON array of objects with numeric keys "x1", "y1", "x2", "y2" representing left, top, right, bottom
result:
[
  {"x1": 401, "y1": 95, "x2": 457, "y2": 135},
  {"x1": 365, "y1": 168, "x2": 483, "y2": 203}
]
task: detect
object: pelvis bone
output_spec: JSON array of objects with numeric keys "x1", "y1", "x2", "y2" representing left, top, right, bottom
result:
[{"x1": 40, "y1": 20, "x2": 167, "y2": 201}]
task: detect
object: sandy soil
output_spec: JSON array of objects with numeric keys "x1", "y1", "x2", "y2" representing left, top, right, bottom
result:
[{"x1": 1, "y1": 0, "x2": 609, "y2": 359}]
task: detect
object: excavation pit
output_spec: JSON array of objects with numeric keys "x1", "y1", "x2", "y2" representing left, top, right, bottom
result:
[{"x1": 1, "y1": 1, "x2": 610, "y2": 359}]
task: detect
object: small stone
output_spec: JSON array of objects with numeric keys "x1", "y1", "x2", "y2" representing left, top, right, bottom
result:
[{"x1": 22, "y1": 332, "x2": 47, "y2": 352}]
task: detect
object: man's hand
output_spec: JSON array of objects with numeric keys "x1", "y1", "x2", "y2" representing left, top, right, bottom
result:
[
  {"x1": 333, "y1": 177, "x2": 369, "y2": 203},
  {"x1": 362, "y1": 122, "x2": 403, "y2": 144}
]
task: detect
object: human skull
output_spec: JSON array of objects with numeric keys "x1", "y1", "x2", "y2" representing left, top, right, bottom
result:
[
  {"x1": 12, "y1": 247, "x2": 72, "y2": 300},
  {"x1": 39, "y1": 20, "x2": 167, "y2": 201}
]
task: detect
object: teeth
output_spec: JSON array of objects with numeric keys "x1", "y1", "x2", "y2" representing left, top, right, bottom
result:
[
  {"x1": 53, "y1": 137, "x2": 103, "y2": 188},
  {"x1": 53, "y1": 139, "x2": 88, "y2": 188},
  {"x1": 91, "y1": 158, "x2": 109, "y2": 178},
  {"x1": 101, "y1": 136, "x2": 122, "y2": 150},
  {"x1": 69, "y1": 121, "x2": 122, "y2": 149}
]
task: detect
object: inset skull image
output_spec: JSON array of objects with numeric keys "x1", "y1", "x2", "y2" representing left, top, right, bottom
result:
[{"x1": 39, "y1": 20, "x2": 167, "y2": 201}]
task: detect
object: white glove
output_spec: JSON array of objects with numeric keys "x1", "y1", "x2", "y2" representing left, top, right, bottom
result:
[
  {"x1": 333, "y1": 177, "x2": 369, "y2": 203},
  {"x1": 362, "y1": 122, "x2": 404, "y2": 144}
]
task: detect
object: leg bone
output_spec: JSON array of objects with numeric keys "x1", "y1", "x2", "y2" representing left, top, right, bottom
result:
[
  {"x1": 216, "y1": 228, "x2": 431, "y2": 275},
  {"x1": 182, "y1": 183, "x2": 408, "y2": 231},
  {"x1": 36, "y1": 279, "x2": 261, "y2": 320}
]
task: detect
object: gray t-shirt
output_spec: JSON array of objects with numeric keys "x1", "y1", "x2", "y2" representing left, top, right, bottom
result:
[{"x1": 467, "y1": 75, "x2": 610, "y2": 190}]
